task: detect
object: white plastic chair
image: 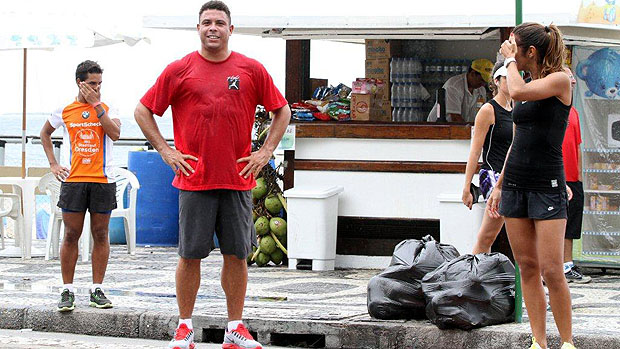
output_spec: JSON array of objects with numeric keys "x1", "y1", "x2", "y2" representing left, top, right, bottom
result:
[
  {"x1": 38, "y1": 173, "x2": 63, "y2": 260},
  {"x1": 40, "y1": 168, "x2": 140, "y2": 261},
  {"x1": 0, "y1": 190, "x2": 25, "y2": 251},
  {"x1": 80, "y1": 168, "x2": 140, "y2": 260}
]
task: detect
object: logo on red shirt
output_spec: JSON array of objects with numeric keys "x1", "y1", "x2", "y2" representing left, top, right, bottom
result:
[{"x1": 227, "y1": 76, "x2": 240, "y2": 90}]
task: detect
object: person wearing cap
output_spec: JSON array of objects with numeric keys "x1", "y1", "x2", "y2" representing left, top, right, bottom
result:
[
  {"x1": 462, "y1": 61, "x2": 513, "y2": 253},
  {"x1": 427, "y1": 58, "x2": 494, "y2": 123}
]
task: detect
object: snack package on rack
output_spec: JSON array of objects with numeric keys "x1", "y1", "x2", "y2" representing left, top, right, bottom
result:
[
  {"x1": 312, "y1": 84, "x2": 352, "y2": 102},
  {"x1": 326, "y1": 101, "x2": 351, "y2": 121},
  {"x1": 291, "y1": 102, "x2": 319, "y2": 121}
]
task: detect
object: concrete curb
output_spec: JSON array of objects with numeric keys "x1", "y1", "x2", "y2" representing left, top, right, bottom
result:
[{"x1": 2, "y1": 305, "x2": 620, "y2": 349}]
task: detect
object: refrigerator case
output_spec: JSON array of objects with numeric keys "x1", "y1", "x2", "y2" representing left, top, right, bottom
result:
[
  {"x1": 574, "y1": 103, "x2": 620, "y2": 268},
  {"x1": 572, "y1": 46, "x2": 620, "y2": 268}
]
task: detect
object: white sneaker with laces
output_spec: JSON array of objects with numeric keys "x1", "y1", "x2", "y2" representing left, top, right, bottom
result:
[
  {"x1": 168, "y1": 323, "x2": 195, "y2": 349},
  {"x1": 222, "y1": 323, "x2": 262, "y2": 349}
]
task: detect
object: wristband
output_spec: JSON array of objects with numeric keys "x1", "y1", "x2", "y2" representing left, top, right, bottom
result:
[
  {"x1": 504, "y1": 57, "x2": 517, "y2": 69},
  {"x1": 97, "y1": 109, "x2": 106, "y2": 119},
  {"x1": 91, "y1": 101, "x2": 102, "y2": 108}
]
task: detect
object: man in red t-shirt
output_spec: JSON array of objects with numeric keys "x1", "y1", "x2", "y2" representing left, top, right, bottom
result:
[
  {"x1": 562, "y1": 67, "x2": 590, "y2": 284},
  {"x1": 134, "y1": 2, "x2": 290, "y2": 348}
]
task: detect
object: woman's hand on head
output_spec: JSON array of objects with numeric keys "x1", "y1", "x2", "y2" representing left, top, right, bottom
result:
[{"x1": 500, "y1": 33, "x2": 518, "y2": 59}]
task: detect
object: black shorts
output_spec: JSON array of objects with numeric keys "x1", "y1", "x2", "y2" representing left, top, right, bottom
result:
[
  {"x1": 499, "y1": 189, "x2": 568, "y2": 220},
  {"x1": 58, "y1": 182, "x2": 117, "y2": 213},
  {"x1": 178, "y1": 189, "x2": 257, "y2": 260},
  {"x1": 565, "y1": 181, "x2": 584, "y2": 239}
]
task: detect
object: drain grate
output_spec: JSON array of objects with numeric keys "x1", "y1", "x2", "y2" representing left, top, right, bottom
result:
[
  {"x1": 201, "y1": 328, "x2": 258, "y2": 344},
  {"x1": 270, "y1": 333, "x2": 326, "y2": 348}
]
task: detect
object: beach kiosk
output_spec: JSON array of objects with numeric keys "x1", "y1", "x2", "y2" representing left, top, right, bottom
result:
[{"x1": 144, "y1": 0, "x2": 620, "y2": 268}]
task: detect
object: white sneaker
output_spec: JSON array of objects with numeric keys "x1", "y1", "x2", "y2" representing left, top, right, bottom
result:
[
  {"x1": 222, "y1": 323, "x2": 262, "y2": 349},
  {"x1": 168, "y1": 323, "x2": 195, "y2": 349},
  {"x1": 529, "y1": 337, "x2": 543, "y2": 349}
]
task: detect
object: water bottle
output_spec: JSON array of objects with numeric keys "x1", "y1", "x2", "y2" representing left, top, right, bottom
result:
[
  {"x1": 410, "y1": 84, "x2": 419, "y2": 108},
  {"x1": 407, "y1": 108, "x2": 415, "y2": 122},
  {"x1": 393, "y1": 107, "x2": 402, "y2": 122},
  {"x1": 390, "y1": 58, "x2": 397, "y2": 83},
  {"x1": 406, "y1": 58, "x2": 414, "y2": 82},
  {"x1": 391, "y1": 83, "x2": 398, "y2": 108}
]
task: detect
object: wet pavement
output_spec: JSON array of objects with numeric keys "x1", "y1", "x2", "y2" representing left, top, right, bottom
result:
[{"x1": 1, "y1": 240, "x2": 620, "y2": 348}]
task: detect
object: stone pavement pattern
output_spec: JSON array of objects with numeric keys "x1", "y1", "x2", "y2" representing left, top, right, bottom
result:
[
  {"x1": 1, "y1": 242, "x2": 620, "y2": 348},
  {"x1": 0, "y1": 329, "x2": 285, "y2": 348}
]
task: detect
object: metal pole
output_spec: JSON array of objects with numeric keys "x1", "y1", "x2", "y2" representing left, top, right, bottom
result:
[
  {"x1": 52, "y1": 140, "x2": 62, "y2": 163},
  {"x1": 21, "y1": 48, "x2": 27, "y2": 179},
  {"x1": 0, "y1": 140, "x2": 5, "y2": 166},
  {"x1": 514, "y1": 0, "x2": 523, "y2": 324}
]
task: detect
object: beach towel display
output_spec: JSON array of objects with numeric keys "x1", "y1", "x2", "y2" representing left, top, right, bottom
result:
[{"x1": 367, "y1": 235, "x2": 460, "y2": 319}]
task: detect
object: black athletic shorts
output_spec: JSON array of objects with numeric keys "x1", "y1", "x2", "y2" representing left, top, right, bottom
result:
[
  {"x1": 58, "y1": 182, "x2": 117, "y2": 213},
  {"x1": 565, "y1": 181, "x2": 584, "y2": 239},
  {"x1": 178, "y1": 189, "x2": 257, "y2": 260},
  {"x1": 499, "y1": 189, "x2": 568, "y2": 220}
]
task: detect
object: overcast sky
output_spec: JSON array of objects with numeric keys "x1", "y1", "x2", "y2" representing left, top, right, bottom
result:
[{"x1": 0, "y1": 0, "x2": 583, "y2": 119}]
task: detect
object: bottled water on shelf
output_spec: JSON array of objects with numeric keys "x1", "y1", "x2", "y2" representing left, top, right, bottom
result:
[{"x1": 392, "y1": 107, "x2": 425, "y2": 123}]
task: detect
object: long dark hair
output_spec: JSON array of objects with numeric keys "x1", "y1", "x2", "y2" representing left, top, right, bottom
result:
[{"x1": 513, "y1": 22, "x2": 565, "y2": 78}]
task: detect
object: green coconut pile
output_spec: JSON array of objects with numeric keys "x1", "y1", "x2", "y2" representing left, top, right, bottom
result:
[{"x1": 247, "y1": 107, "x2": 288, "y2": 267}]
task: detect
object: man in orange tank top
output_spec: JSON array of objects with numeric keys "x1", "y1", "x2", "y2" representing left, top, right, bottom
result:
[{"x1": 40, "y1": 60, "x2": 121, "y2": 312}]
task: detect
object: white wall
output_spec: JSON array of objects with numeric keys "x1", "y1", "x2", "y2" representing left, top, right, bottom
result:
[{"x1": 295, "y1": 138, "x2": 470, "y2": 162}]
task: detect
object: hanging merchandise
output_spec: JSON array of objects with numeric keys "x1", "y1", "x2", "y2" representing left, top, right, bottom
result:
[
  {"x1": 422, "y1": 253, "x2": 515, "y2": 330},
  {"x1": 573, "y1": 46, "x2": 620, "y2": 268},
  {"x1": 367, "y1": 235, "x2": 460, "y2": 319}
]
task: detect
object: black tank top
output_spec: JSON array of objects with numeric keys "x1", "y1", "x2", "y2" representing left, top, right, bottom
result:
[
  {"x1": 481, "y1": 99, "x2": 513, "y2": 172},
  {"x1": 502, "y1": 96, "x2": 570, "y2": 192}
]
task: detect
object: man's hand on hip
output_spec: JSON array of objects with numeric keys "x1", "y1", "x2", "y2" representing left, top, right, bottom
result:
[
  {"x1": 237, "y1": 148, "x2": 271, "y2": 179},
  {"x1": 161, "y1": 147, "x2": 197, "y2": 177},
  {"x1": 50, "y1": 163, "x2": 70, "y2": 182}
]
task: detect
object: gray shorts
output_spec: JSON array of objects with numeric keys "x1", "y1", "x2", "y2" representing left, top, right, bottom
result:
[{"x1": 178, "y1": 189, "x2": 257, "y2": 260}]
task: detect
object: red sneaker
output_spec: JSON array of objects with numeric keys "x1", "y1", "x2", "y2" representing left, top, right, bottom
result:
[
  {"x1": 222, "y1": 323, "x2": 262, "y2": 349},
  {"x1": 168, "y1": 323, "x2": 195, "y2": 349}
]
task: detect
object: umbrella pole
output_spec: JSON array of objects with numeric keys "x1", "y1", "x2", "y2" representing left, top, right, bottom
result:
[{"x1": 21, "y1": 48, "x2": 27, "y2": 179}]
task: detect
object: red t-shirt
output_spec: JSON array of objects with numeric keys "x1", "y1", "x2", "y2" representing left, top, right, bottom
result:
[
  {"x1": 140, "y1": 51, "x2": 288, "y2": 191},
  {"x1": 562, "y1": 106, "x2": 582, "y2": 182}
]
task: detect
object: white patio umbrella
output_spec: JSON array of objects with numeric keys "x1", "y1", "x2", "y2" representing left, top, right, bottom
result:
[{"x1": 0, "y1": 13, "x2": 148, "y2": 178}]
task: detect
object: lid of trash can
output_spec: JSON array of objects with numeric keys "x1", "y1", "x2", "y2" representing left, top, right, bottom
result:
[{"x1": 283, "y1": 185, "x2": 344, "y2": 199}]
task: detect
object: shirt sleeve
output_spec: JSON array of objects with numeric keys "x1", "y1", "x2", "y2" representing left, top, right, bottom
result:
[
  {"x1": 444, "y1": 79, "x2": 463, "y2": 115},
  {"x1": 254, "y1": 63, "x2": 288, "y2": 112},
  {"x1": 140, "y1": 63, "x2": 178, "y2": 116},
  {"x1": 48, "y1": 107, "x2": 64, "y2": 129}
]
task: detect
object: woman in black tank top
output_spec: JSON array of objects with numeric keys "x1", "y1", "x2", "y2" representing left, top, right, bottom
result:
[
  {"x1": 488, "y1": 23, "x2": 575, "y2": 349},
  {"x1": 462, "y1": 61, "x2": 512, "y2": 254}
]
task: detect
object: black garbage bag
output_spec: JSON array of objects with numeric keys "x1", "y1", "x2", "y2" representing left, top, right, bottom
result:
[
  {"x1": 367, "y1": 235, "x2": 460, "y2": 319},
  {"x1": 422, "y1": 252, "x2": 515, "y2": 330}
]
